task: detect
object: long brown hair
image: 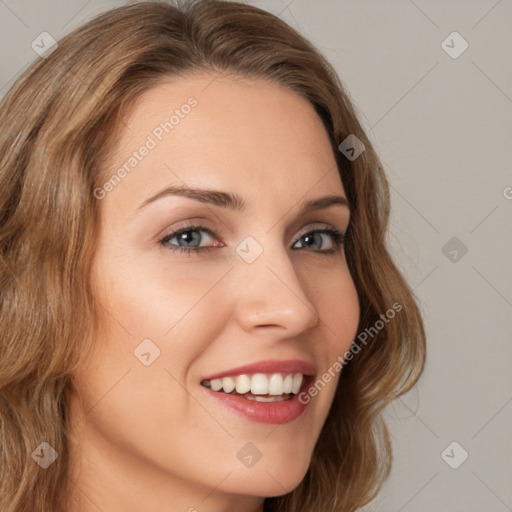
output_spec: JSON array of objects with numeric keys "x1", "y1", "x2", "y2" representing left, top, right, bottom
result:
[{"x1": 0, "y1": 1, "x2": 426, "y2": 510}]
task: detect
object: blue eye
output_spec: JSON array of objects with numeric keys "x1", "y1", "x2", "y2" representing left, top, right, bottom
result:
[
  {"x1": 158, "y1": 224, "x2": 218, "y2": 256},
  {"x1": 158, "y1": 224, "x2": 345, "y2": 256},
  {"x1": 293, "y1": 228, "x2": 345, "y2": 252}
]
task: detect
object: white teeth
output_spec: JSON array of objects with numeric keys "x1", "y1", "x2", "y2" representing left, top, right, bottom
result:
[
  {"x1": 251, "y1": 374, "x2": 269, "y2": 395},
  {"x1": 222, "y1": 376, "x2": 236, "y2": 393},
  {"x1": 283, "y1": 374, "x2": 293, "y2": 394},
  {"x1": 205, "y1": 372, "x2": 304, "y2": 396},
  {"x1": 235, "y1": 374, "x2": 251, "y2": 394},
  {"x1": 245, "y1": 395, "x2": 289, "y2": 402},
  {"x1": 210, "y1": 378, "x2": 222, "y2": 391},
  {"x1": 292, "y1": 374, "x2": 303, "y2": 394},
  {"x1": 268, "y1": 373, "x2": 284, "y2": 395}
]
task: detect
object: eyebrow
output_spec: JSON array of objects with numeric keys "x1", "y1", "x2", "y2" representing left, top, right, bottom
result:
[{"x1": 137, "y1": 185, "x2": 349, "y2": 214}]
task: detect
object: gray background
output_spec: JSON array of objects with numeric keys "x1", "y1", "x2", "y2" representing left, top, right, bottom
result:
[{"x1": 1, "y1": 1, "x2": 511, "y2": 510}]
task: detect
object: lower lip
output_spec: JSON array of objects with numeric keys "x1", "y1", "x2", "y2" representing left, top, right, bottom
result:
[{"x1": 201, "y1": 379, "x2": 312, "y2": 425}]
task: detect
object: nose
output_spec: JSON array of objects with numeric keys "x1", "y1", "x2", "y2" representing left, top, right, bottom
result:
[{"x1": 232, "y1": 241, "x2": 320, "y2": 337}]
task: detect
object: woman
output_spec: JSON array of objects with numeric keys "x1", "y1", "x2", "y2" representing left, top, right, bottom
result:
[{"x1": 0, "y1": 1, "x2": 425, "y2": 511}]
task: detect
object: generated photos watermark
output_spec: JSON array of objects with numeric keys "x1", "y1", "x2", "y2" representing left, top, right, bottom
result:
[
  {"x1": 93, "y1": 97, "x2": 198, "y2": 199},
  {"x1": 298, "y1": 301, "x2": 403, "y2": 404}
]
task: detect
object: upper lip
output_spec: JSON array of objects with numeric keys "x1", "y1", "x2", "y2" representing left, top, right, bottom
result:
[{"x1": 201, "y1": 359, "x2": 316, "y2": 381}]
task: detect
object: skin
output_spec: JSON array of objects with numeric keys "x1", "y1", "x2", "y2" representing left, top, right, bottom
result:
[{"x1": 66, "y1": 73, "x2": 360, "y2": 512}]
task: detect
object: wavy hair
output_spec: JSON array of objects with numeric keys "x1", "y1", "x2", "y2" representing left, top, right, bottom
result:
[{"x1": 0, "y1": 1, "x2": 426, "y2": 510}]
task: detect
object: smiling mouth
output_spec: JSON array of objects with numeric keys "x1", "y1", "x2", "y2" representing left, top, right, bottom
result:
[{"x1": 200, "y1": 372, "x2": 306, "y2": 402}]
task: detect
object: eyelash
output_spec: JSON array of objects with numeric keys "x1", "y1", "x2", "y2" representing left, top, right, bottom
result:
[{"x1": 158, "y1": 224, "x2": 346, "y2": 256}]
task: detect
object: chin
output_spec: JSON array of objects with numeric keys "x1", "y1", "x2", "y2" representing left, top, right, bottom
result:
[{"x1": 224, "y1": 456, "x2": 311, "y2": 498}]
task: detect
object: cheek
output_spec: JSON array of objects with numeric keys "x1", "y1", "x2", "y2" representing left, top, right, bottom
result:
[
  {"x1": 314, "y1": 264, "x2": 360, "y2": 348},
  {"x1": 91, "y1": 246, "x2": 232, "y2": 348},
  {"x1": 306, "y1": 266, "x2": 360, "y2": 406}
]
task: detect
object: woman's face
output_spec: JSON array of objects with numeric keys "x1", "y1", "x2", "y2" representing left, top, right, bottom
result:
[{"x1": 68, "y1": 74, "x2": 360, "y2": 511}]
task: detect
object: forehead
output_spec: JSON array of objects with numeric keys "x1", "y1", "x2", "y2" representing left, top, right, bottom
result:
[{"x1": 102, "y1": 73, "x2": 345, "y2": 210}]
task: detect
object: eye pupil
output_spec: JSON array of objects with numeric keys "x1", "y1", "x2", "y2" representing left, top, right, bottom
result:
[
  {"x1": 303, "y1": 233, "x2": 321, "y2": 249},
  {"x1": 178, "y1": 230, "x2": 200, "y2": 247}
]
